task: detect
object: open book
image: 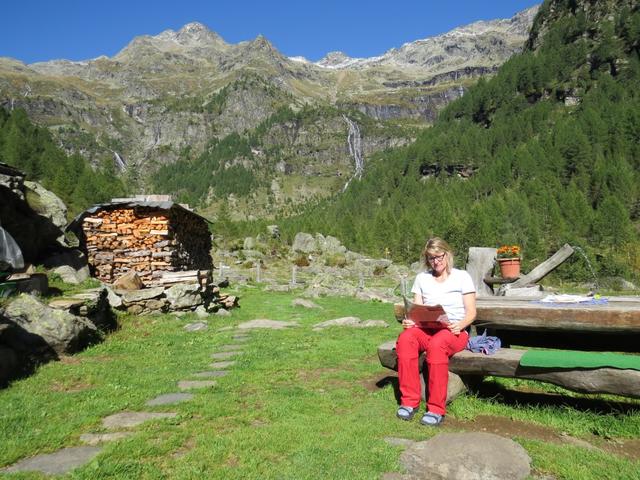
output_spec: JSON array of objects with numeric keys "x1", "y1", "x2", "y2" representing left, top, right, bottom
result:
[{"x1": 403, "y1": 296, "x2": 449, "y2": 329}]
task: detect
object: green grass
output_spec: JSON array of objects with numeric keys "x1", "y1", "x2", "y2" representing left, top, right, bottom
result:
[{"x1": 1, "y1": 288, "x2": 639, "y2": 479}]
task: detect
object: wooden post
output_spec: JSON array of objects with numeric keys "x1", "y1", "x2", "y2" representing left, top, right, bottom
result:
[
  {"x1": 466, "y1": 247, "x2": 497, "y2": 297},
  {"x1": 255, "y1": 263, "x2": 261, "y2": 283}
]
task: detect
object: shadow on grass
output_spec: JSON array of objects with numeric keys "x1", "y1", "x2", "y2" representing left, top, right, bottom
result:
[
  {"x1": 370, "y1": 373, "x2": 639, "y2": 415},
  {"x1": 474, "y1": 379, "x2": 640, "y2": 415},
  {"x1": 376, "y1": 376, "x2": 402, "y2": 404}
]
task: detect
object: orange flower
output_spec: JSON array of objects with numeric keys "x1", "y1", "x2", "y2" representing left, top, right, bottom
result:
[{"x1": 497, "y1": 245, "x2": 521, "y2": 259}]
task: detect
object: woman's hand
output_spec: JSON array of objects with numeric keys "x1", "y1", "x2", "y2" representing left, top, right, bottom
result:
[
  {"x1": 447, "y1": 321, "x2": 463, "y2": 335},
  {"x1": 402, "y1": 318, "x2": 416, "y2": 329}
]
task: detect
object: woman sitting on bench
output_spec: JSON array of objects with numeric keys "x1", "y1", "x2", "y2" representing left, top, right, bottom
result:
[{"x1": 395, "y1": 237, "x2": 476, "y2": 426}]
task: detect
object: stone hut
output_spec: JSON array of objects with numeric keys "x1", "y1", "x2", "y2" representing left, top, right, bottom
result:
[{"x1": 68, "y1": 197, "x2": 212, "y2": 286}]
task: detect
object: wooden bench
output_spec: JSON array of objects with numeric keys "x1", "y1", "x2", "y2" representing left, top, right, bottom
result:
[
  {"x1": 381, "y1": 302, "x2": 640, "y2": 399},
  {"x1": 377, "y1": 341, "x2": 640, "y2": 399}
]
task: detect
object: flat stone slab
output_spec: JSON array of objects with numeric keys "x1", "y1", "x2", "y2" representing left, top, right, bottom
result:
[
  {"x1": 232, "y1": 335, "x2": 250, "y2": 342},
  {"x1": 192, "y1": 370, "x2": 228, "y2": 378},
  {"x1": 2, "y1": 446, "x2": 102, "y2": 475},
  {"x1": 312, "y1": 316, "x2": 388, "y2": 331},
  {"x1": 102, "y1": 411, "x2": 177, "y2": 429},
  {"x1": 219, "y1": 344, "x2": 243, "y2": 351},
  {"x1": 292, "y1": 298, "x2": 321, "y2": 309},
  {"x1": 209, "y1": 361, "x2": 236, "y2": 369},
  {"x1": 396, "y1": 432, "x2": 531, "y2": 480},
  {"x1": 184, "y1": 322, "x2": 208, "y2": 332},
  {"x1": 146, "y1": 393, "x2": 194, "y2": 406},
  {"x1": 121, "y1": 287, "x2": 165, "y2": 303},
  {"x1": 177, "y1": 380, "x2": 216, "y2": 390},
  {"x1": 80, "y1": 432, "x2": 133, "y2": 446},
  {"x1": 237, "y1": 319, "x2": 299, "y2": 330},
  {"x1": 48, "y1": 299, "x2": 85, "y2": 310},
  {"x1": 211, "y1": 351, "x2": 242, "y2": 360}
]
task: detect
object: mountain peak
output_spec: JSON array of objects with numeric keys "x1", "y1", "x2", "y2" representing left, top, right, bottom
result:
[
  {"x1": 250, "y1": 35, "x2": 275, "y2": 49},
  {"x1": 154, "y1": 22, "x2": 226, "y2": 47},
  {"x1": 316, "y1": 51, "x2": 362, "y2": 69}
]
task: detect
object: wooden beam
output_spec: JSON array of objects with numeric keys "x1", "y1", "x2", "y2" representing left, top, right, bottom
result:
[
  {"x1": 504, "y1": 243, "x2": 574, "y2": 291},
  {"x1": 378, "y1": 341, "x2": 640, "y2": 398}
]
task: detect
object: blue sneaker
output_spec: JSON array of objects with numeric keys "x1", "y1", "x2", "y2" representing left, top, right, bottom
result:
[
  {"x1": 396, "y1": 406, "x2": 417, "y2": 421},
  {"x1": 420, "y1": 411, "x2": 444, "y2": 426}
]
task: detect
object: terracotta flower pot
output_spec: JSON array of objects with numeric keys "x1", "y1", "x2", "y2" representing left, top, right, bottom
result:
[{"x1": 498, "y1": 258, "x2": 521, "y2": 278}]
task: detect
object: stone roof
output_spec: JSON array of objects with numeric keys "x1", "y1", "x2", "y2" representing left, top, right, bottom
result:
[{"x1": 67, "y1": 200, "x2": 211, "y2": 233}]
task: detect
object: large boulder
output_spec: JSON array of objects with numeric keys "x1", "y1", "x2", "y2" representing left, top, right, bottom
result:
[
  {"x1": 315, "y1": 234, "x2": 347, "y2": 255},
  {"x1": 398, "y1": 432, "x2": 531, "y2": 480},
  {"x1": 243, "y1": 237, "x2": 256, "y2": 250},
  {"x1": 43, "y1": 249, "x2": 90, "y2": 285},
  {"x1": 164, "y1": 283, "x2": 203, "y2": 310},
  {"x1": 49, "y1": 288, "x2": 117, "y2": 332},
  {"x1": 1, "y1": 294, "x2": 98, "y2": 356},
  {"x1": 292, "y1": 232, "x2": 317, "y2": 254},
  {"x1": 0, "y1": 175, "x2": 67, "y2": 264},
  {"x1": 23, "y1": 181, "x2": 67, "y2": 230}
]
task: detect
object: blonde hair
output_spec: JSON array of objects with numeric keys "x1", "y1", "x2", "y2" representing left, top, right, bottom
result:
[{"x1": 422, "y1": 237, "x2": 454, "y2": 274}]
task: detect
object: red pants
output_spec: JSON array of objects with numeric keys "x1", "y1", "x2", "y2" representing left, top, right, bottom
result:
[{"x1": 396, "y1": 327, "x2": 469, "y2": 415}]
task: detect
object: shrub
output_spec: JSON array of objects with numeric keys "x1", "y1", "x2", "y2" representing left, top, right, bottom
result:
[
  {"x1": 293, "y1": 255, "x2": 310, "y2": 267},
  {"x1": 373, "y1": 265, "x2": 387, "y2": 276},
  {"x1": 324, "y1": 253, "x2": 347, "y2": 268}
]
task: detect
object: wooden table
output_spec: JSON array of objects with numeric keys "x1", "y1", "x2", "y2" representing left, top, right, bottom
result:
[
  {"x1": 474, "y1": 296, "x2": 640, "y2": 334},
  {"x1": 386, "y1": 296, "x2": 640, "y2": 398}
]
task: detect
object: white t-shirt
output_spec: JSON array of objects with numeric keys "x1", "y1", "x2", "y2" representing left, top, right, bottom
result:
[{"x1": 411, "y1": 268, "x2": 476, "y2": 322}]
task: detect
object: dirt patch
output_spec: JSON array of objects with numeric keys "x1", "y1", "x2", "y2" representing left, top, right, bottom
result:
[
  {"x1": 59, "y1": 355, "x2": 82, "y2": 365},
  {"x1": 224, "y1": 453, "x2": 240, "y2": 468},
  {"x1": 446, "y1": 415, "x2": 640, "y2": 461},
  {"x1": 297, "y1": 367, "x2": 343, "y2": 383},
  {"x1": 361, "y1": 372, "x2": 395, "y2": 393},
  {"x1": 171, "y1": 437, "x2": 196, "y2": 459},
  {"x1": 368, "y1": 372, "x2": 640, "y2": 461},
  {"x1": 49, "y1": 379, "x2": 92, "y2": 393},
  {"x1": 599, "y1": 438, "x2": 640, "y2": 461}
]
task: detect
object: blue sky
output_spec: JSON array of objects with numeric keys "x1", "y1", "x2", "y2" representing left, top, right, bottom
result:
[{"x1": 2, "y1": 1, "x2": 540, "y2": 64}]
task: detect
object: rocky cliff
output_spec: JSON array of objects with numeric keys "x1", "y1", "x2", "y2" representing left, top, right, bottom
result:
[{"x1": 0, "y1": 7, "x2": 538, "y2": 216}]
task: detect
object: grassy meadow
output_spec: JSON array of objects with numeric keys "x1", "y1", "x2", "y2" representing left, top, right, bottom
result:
[{"x1": 1, "y1": 286, "x2": 639, "y2": 479}]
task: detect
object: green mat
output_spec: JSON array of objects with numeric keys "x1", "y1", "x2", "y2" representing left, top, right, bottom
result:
[{"x1": 519, "y1": 349, "x2": 640, "y2": 371}]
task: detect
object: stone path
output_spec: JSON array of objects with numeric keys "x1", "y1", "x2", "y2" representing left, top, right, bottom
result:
[
  {"x1": 2, "y1": 321, "x2": 250, "y2": 475},
  {"x1": 211, "y1": 351, "x2": 242, "y2": 360},
  {"x1": 146, "y1": 393, "x2": 194, "y2": 406},
  {"x1": 102, "y1": 412, "x2": 178, "y2": 429},
  {"x1": 4, "y1": 312, "x2": 515, "y2": 476},
  {"x1": 178, "y1": 380, "x2": 217, "y2": 390},
  {"x1": 192, "y1": 370, "x2": 229, "y2": 378},
  {"x1": 2, "y1": 447, "x2": 103, "y2": 475}
]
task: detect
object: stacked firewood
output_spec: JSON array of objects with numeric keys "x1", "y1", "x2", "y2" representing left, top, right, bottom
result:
[{"x1": 81, "y1": 206, "x2": 211, "y2": 285}]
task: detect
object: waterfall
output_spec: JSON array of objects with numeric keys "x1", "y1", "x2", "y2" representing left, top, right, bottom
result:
[
  {"x1": 113, "y1": 151, "x2": 127, "y2": 172},
  {"x1": 342, "y1": 115, "x2": 364, "y2": 191}
]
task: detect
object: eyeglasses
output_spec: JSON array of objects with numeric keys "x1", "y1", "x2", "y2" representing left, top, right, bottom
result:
[{"x1": 427, "y1": 253, "x2": 446, "y2": 263}]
